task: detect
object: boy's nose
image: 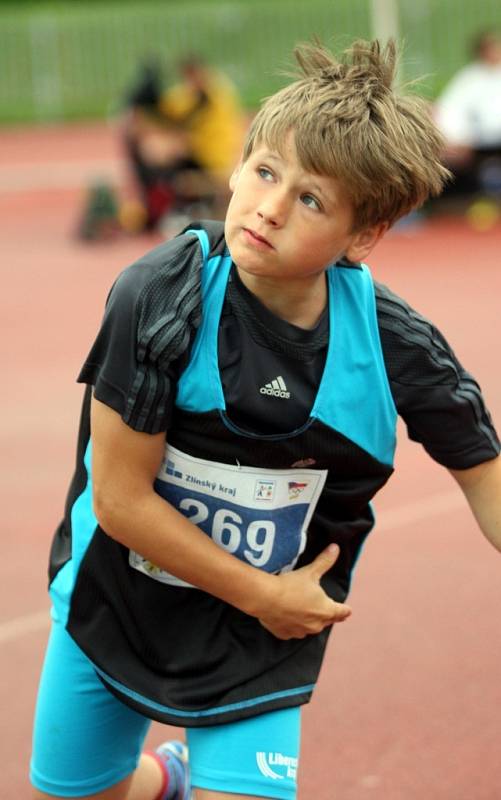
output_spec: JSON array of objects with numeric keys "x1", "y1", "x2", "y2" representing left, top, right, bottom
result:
[{"x1": 257, "y1": 190, "x2": 290, "y2": 227}]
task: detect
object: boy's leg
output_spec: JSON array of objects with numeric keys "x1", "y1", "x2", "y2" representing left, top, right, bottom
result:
[
  {"x1": 32, "y1": 776, "x2": 133, "y2": 800},
  {"x1": 30, "y1": 616, "x2": 156, "y2": 798},
  {"x1": 186, "y1": 707, "x2": 301, "y2": 800},
  {"x1": 32, "y1": 754, "x2": 180, "y2": 800},
  {"x1": 31, "y1": 617, "x2": 299, "y2": 800}
]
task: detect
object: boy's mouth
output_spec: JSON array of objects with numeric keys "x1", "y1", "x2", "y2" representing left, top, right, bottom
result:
[{"x1": 243, "y1": 228, "x2": 273, "y2": 249}]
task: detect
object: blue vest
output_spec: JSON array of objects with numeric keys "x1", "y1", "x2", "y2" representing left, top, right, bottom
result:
[
  {"x1": 60, "y1": 225, "x2": 398, "y2": 727},
  {"x1": 177, "y1": 227, "x2": 396, "y2": 466}
]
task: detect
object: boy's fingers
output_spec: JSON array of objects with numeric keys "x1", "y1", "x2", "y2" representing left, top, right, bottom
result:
[
  {"x1": 307, "y1": 544, "x2": 340, "y2": 579},
  {"x1": 333, "y1": 601, "x2": 352, "y2": 621}
]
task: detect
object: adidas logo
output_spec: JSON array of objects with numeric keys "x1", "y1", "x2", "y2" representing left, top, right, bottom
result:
[{"x1": 259, "y1": 375, "x2": 290, "y2": 399}]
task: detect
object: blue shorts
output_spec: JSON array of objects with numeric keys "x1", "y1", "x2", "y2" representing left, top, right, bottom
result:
[{"x1": 30, "y1": 617, "x2": 301, "y2": 798}]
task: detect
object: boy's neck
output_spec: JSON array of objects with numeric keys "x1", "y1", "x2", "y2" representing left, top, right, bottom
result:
[{"x1": 235, "y1": 268, "x2": 327, "y2": 330}]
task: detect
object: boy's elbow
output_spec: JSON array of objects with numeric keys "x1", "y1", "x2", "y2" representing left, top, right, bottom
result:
[{"x1": 92, "y1": 483, "x2": 133, "y2": 542}]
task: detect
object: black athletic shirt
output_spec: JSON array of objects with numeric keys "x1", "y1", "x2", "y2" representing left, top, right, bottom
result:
[
  {"x1": 53, "y1": 221, "x2": 500, "y2": 726},
  {"x1": 80, "y1": 226, "x2": 499, "y2": 469}
]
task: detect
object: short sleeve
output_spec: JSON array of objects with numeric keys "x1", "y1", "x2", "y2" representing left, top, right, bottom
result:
[
  {"x1": 375, "y1": 282, "x2": 500, "y2": 469},
  {"x1": 78, "y1": 233, "x2": 203, "y2": 433}
]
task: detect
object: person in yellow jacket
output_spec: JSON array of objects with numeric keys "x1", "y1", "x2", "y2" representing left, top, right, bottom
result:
[
  {"x1": 121, "y1": 56, "x2": 246, "y2": 232},
  {"x1": 160, "y1": 56, "x2": 246, "y2": 180}
]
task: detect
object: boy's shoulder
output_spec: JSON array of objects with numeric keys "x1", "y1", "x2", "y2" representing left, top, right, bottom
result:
[
  {"x1": 109, "y1": 220, "x2": 226, "y2": 309},
  {"x1": 373, "y1": 279, "x2": 463, "y2": 387},
  {"x1": 374, "y1": 279, "x2": 434, "y2": 335},
  {"x1": 180, "y1": 219, "x2": 226, "y2": 253}
]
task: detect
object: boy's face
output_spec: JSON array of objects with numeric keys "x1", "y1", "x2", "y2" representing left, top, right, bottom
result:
[{"x1": 225, "y1": 132, "x2": 381, "y2": 288}]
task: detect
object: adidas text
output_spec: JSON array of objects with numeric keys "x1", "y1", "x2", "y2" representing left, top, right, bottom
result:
[{"x1": 259, "y1": 375, "x2": 290, "y2": 399}]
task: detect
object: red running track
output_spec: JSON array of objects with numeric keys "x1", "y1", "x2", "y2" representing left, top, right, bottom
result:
[{"x1": 1, "y1": 122, "x2": 501, "y2": 799}]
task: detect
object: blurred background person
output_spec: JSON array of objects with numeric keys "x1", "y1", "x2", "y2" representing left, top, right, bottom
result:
[
  {"x1": 160, "y1": 55, "x2": 246, "y2": 183},
  {"x1": 433, "y1": 29, "x2": 501, "y2": 204},
  {"x1": 121, "y1": 55, "x2": 246, "y2": 234}
]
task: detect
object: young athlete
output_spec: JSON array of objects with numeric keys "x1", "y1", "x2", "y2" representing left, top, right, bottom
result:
[{"x1": 30, "y1": 39, "x2": 501, "y2": 800}]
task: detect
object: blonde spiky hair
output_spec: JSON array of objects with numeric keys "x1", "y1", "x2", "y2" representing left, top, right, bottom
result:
[{"x1": 244, "y1": 39, "x2": 450, "y2": 229}]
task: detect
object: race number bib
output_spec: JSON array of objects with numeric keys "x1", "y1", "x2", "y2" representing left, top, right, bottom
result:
[{"x1": 129, "y1": 445, "x2": 327, "y2": 587}]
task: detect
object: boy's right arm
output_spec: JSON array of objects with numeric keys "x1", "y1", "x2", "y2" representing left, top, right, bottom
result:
[{"x1": 91, "y1": 397, "x2": 352, "y2": 640}]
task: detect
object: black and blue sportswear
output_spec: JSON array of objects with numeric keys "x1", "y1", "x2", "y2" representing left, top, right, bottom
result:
[{"x1": 48, "y1": 221, "x2": 500, "y2": 727}]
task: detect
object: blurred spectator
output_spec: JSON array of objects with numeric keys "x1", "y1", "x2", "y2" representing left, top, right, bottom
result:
[
  {"x1": 121, "y1": 56, "x2": 246, "y2": 233},
  {"x1": 160, "y1": 56, "x2": 246, "y2": 179},
  {"x1": 434, "y1": 30, "x2": 501, "y2": 202}
]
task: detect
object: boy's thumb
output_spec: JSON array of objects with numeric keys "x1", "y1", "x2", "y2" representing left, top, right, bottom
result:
[{"x1": 309, "y1": 544, "x2": 340, "y2": 578}]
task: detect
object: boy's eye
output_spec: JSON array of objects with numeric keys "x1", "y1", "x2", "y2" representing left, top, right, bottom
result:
[
  {"x1": 257, "y1": 166, "x2": 274, "y2": 181},
  {"x1": 301, "y1": 193, "x2": 321, "y2": 211}
]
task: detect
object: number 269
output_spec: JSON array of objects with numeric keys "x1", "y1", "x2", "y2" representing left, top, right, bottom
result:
[{"x1": 179, "y1": 498, "x2": 276, "y2": 567}]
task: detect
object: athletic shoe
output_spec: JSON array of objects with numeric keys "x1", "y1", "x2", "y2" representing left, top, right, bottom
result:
[{"x1": 155, "y1": 740, "x2": 191, "y2": 800}]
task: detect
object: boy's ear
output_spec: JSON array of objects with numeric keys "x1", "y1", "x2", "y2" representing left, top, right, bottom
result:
[
  {"x1": 229, "y1": 161, "x2": 243, "y2": 192},
  {"x1": 345, "y1": 222, "x2": 388, "y2": 263}
]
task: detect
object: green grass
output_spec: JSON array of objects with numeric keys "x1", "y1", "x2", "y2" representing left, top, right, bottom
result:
[{"x1": 0, "y1": 0, "x2": 500, "y2": 124}]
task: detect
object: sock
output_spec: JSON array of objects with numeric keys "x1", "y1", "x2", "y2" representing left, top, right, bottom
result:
[
  {"x1": 149, "y1": 751, "x2": 171, "y2": 800},
  {"x1": 149, "y1": 750, "x2": 183, "y2": 800}
]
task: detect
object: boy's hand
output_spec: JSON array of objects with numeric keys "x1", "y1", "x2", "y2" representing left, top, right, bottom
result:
[{"x1": 257, "y1": 544, "x2": 352, "y2": 640}]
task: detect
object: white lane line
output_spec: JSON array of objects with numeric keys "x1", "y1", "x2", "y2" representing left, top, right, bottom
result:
[
  {"x1": 0, "y1": 489, "x2": 466, "y2": 645},
  {"x1": 0, "y1": 610, "x2": 50, "y2": 644}
]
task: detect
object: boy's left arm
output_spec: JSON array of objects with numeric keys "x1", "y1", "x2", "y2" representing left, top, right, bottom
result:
[{"x1": 449, "y1": 455, "x2": 501, "y2": 552}]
